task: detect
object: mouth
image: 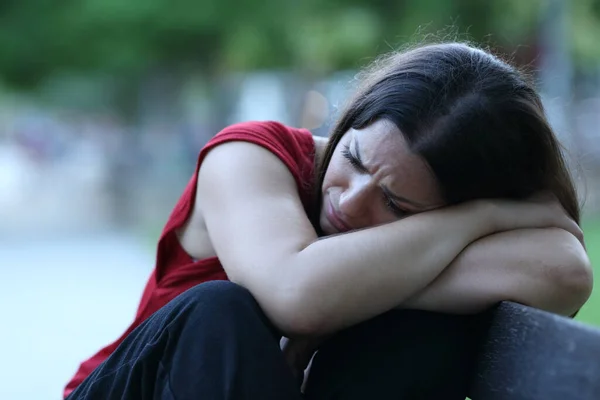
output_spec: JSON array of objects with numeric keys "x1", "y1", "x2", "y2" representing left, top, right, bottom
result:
[{"x1": 326, "y1": 197, "x2": 351, "y2": 233}]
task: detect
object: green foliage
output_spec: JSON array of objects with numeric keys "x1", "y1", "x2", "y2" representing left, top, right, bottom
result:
[
  {"x1": 578, "y1": 218, "x2": 600, "y2": 327},
  {"x1": 0, "y1": 0, "x2": 599, "y2": 89},
  {"x1": 572, "y1": 0, "x2": 600, "y2": 67}
]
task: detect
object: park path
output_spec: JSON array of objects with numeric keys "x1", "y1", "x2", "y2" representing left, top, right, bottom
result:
[{"x1": 0, "y1": 232, "x2": 155, "y2": 400}]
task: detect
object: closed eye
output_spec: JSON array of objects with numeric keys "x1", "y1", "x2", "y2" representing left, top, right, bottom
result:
[
  {"x1": 341, "y1": 144, "x2": 368, "y2": 173},
  {"x1": 383, "y1": 193, "x2": 408, "y2": 218},
  {"x1": 342, "y1": 143, "x2": 408, "y2": 218}
]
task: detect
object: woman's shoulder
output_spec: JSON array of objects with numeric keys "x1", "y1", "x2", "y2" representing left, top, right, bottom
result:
[
  {"x1": 201, "y1": 120, "x2": 317, "y2": 185},
  {"x1": 174, "y1": 121, "x2": 319, "y2": 262},
  {"x1": 211, "y1": 120, "x2": 315, "y2": 153}
]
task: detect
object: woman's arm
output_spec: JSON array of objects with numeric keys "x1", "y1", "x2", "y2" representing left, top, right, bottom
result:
[
  {"x1": 198, "y1": 141, "x2": 581, "y2": 337},
  {"x1": 284, "y1": 228, "x2": 592, "y2": 384},
  {"x1": 402, "y1": 228, "x2": 593, "y2": 317}
]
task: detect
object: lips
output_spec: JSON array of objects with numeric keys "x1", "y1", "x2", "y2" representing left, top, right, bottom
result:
[{"x1": 326, "y1": 197, "x2": 351, "y2": 232}]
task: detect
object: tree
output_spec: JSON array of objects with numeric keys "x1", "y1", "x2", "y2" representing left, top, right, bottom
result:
[{"x1": 1, "y1": 0, "x2": 598, "y2": 93}]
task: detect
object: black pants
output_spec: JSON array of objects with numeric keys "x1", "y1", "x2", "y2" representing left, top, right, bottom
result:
[{"x1": 67, "y1": 281, "x2": 478, "y2": 400}]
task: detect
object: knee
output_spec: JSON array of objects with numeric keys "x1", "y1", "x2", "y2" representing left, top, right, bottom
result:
[
  {"x1": 177, "y1": 280, "x2": 257, "y2": 313},
  {"x1": 167, "y1": 281, "x2": 275, "y2": 337}
]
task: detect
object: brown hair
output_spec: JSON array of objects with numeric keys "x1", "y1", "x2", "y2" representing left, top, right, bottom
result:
[{"x1": 314, "y1": 42, "x2": 579, "y2": 226}]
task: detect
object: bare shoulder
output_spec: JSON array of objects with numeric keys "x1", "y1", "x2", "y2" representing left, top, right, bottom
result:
[
  {"x1": 188, "y1": 140, "x2": 317, "y2": 277},
  {"x1": 178, "y1": 140, "x2": 305, "y2": 259},
  {"x1": 198, "y1": 140, "x2": 302, "y2": 197}
]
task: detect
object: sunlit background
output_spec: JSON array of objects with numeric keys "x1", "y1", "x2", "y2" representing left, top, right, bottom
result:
[{"x1": 1, "y1": 0, "x2": 600, "y2": 398}]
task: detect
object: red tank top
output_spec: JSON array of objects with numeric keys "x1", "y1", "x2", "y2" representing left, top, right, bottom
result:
[{"x1": 64, "y1": 121, "x2": 317, "y2": 398}]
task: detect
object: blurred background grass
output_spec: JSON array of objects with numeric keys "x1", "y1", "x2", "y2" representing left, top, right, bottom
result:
[
  {"x1": 1, "y1": 0, "x2": 600, "y2": 399},
  {"x1": 578, "y1": 219, "x2": 600, "y2": 326}
]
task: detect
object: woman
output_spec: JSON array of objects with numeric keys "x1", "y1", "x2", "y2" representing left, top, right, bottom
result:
[{"x1": 65, "y1": 42, "x2": 592, "y2": 399}]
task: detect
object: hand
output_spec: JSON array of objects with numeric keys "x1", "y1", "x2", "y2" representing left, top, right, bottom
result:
[
  {"x1": 476, "y1": 193, "x2": 584, "y2": 245},
  {"x1": 280, "y1": 336, "x2": 324, "y2": 388}
]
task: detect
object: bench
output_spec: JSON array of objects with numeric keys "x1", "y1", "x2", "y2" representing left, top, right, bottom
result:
[{"x1": 468, "y1": 301, "x2": 600, "y2": 400}]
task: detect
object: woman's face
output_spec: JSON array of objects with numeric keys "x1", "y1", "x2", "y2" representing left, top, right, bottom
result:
[{"x1": 319, "y1": 120, "x2": 445, "y2": 235}]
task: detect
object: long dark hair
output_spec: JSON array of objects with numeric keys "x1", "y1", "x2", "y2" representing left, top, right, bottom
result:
[{"x1": 315, "y1": 42, "x2": 579, "y2": 225}]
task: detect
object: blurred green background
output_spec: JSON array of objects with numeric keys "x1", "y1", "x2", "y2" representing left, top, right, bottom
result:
[
  {"x1": 0, "y1": 0, "x2": 599, "y2": 399},
  {"x1": 579, "y1": 219, "x2": 599, "y2": 326}
]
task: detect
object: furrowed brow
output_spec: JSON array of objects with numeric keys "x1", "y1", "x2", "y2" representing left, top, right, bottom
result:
[{"x1": 355, "y1": 137, "x2": 427, "y2": 209}]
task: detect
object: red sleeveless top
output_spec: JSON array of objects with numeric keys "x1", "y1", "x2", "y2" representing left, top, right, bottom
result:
[{"x1": 64, "y1": 121, "x2": 317, "y2": 398}]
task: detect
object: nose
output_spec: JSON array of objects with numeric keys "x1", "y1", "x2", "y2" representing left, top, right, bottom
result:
[{"x1": 338, "y1": 175, "x2": 373, "y2": 221}]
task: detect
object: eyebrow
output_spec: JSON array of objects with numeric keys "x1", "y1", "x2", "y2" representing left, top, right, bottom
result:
[{"x1": 354, "y1": 137, "x2": 427, "y2": 208}]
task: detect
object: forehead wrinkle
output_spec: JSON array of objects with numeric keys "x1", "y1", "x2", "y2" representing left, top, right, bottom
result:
[
  {"x1": 355, "y1": 130, "x2": 404, "y2": 182},
  {"x1": 354, "y1": 126, "x2": 441, "y2": 208},
  {"x1": 354, "y1": 132, "x2": 406, "y2": 202}
]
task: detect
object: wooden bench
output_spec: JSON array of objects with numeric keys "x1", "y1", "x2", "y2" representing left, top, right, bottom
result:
[{"x1": 468, "y1": 301, "x2": 600, "y2": 400}]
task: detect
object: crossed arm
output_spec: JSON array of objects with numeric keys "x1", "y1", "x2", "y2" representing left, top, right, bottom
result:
[
  {"x1": 199, "y1": 141, "x2": 592, "y2": 335},
  {"x1": 402, "y1": 226, "x2": 592, "y2": 316},
  {"x1": 282, "y1": 227, "x2": 592, "y2": 379}
]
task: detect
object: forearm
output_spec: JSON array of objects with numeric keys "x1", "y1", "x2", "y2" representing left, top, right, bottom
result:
[
  {"x1": 401, "y1": 228, "x2": 592, "y2": 317},
  {"x1": 290, "y1": 202, "x2": 492, "y2": 334}
]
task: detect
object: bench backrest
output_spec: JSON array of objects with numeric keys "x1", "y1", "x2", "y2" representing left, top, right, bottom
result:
[{"x1": 469, "y1": 302, "x2": 600, "y2": 400}]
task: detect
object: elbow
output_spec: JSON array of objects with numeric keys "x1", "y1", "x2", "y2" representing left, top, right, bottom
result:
[
  {"x1": 280, "y1": 313, "x2": 326, "y2": 338},
  {"x1": 265, "y1": 277, "x2": 330, "y2": 338},
  {"x1": 270, "y1": 295, "x2": 328, "y2": 338},
  {"x1": 552, "y1": 247, "x2": 594, "y2": 315},
  {"x1": 229, "y1": 260, "x2": 331, "y2": 338}
]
